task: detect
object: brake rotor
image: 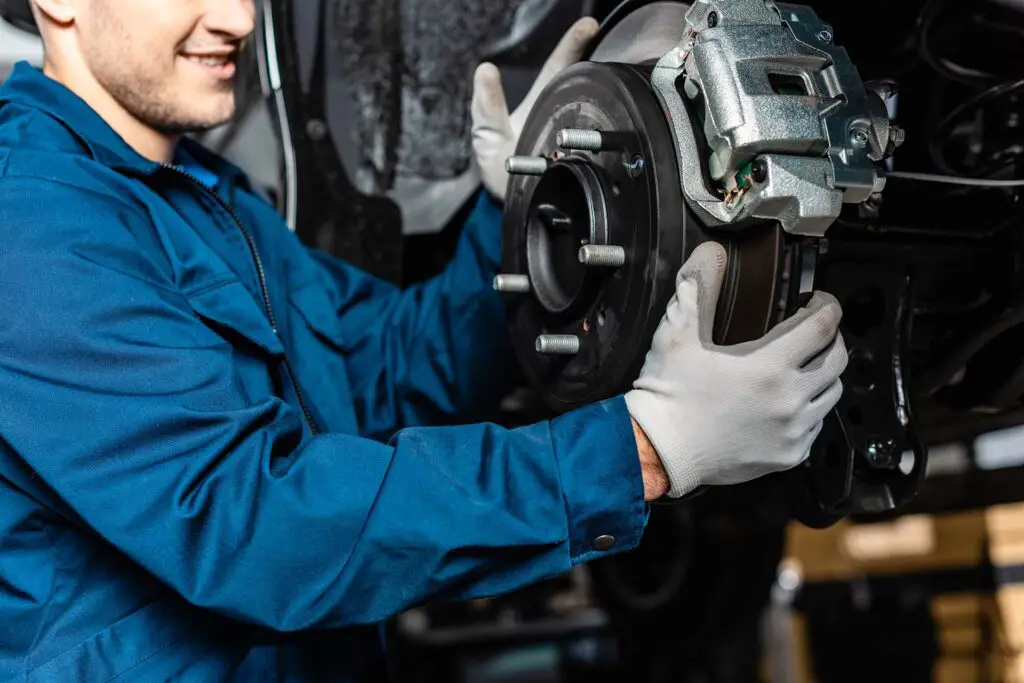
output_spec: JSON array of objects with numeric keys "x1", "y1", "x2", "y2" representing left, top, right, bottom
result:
[
  {"x1": 500, "y1": 15, "x2": 802, "y2": 409},
  {"x1": 587, "y1": 0, "x2": 691, "y2": 64}
]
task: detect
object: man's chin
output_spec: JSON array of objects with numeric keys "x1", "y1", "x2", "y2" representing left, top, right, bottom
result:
[{"x1": 156, "y1": 106, "x2": 237, "y2": 135}]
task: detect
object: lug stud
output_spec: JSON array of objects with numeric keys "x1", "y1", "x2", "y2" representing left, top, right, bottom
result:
[
  {"x1": 536, "y1": 335, "x2": 580, "y2": 355},
  {"x1": 556, "y1": 128, "x2": 604, "y2": 152},
  {"x1": 493, "y1": 274, "x2": 531, "y2": 293},
  {"x1": 579, "y1": 245, "x2": 626, "y2": 267},
  {"x1": 506, "y1": 156, "x2": 550, "y2": 175}
]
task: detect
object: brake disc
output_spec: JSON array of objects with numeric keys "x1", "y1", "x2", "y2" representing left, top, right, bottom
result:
[{"x1": 501, "y1": 61, "x2": 801, "y2": 408}]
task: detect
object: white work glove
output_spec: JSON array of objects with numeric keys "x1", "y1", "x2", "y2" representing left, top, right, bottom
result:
[
  {"x1": 471, "y1": 17, "x2": 599, "y2": 199},
  {"x1": 625, "y1": 242, "x2": 848, "y2": 498}
]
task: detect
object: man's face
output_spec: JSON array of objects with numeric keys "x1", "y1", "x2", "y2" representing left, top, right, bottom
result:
[{"x1": 75, "y1": 0, "x2": 255, "y2": 134}]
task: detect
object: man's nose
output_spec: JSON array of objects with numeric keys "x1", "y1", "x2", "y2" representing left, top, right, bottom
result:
[{"x1": 202, "y1": 0, "x2": 256, "y2": 39}]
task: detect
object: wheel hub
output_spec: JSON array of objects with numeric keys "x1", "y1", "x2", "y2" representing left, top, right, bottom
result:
[{"x1": 500, "y1": 60, "x2": 799, "y2": 409}]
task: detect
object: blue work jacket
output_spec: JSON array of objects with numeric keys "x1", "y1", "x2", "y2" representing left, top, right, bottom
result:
[{"x1": 0, "y1": 63, "x2": 646, "y2": 681}]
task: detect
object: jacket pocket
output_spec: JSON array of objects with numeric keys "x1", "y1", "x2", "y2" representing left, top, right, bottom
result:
[
  {"x1": 287, "y1": 283, "x2": 347, "y2": 352},
  {"x1": 285, "y1": 283, "x2": 360, "y2": 433},
  {"x1": 185, "y1": 279, "x2": 285, "y2": 357}
]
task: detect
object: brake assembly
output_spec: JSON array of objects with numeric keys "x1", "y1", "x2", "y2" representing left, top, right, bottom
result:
[{"x1": 494, "y1": 0, "x2": 925, "y2": 527}]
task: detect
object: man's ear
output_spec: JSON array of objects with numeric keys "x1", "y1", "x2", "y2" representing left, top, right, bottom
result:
[{"x1": 31, "y1": 0, "x2": 76, "y2": 26}]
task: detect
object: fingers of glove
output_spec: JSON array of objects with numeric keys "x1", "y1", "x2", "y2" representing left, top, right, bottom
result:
[
  {"x1": 646, "y1": 291, "x2": 693, "y2": 359},
  {"x1": 788, "y1": 420, "x2": 825, "y2": 471},
  {"x1": 666, "y1": 242, "x2": 727, "y2": 342},
  {"x1": 682, "y1": 242, "x2": 729, "y2": 344},
  {"x1": 649, "y1": 242, "x2": 727, "y2": 351},
  {"x1": 760, "y1": 291, "x2": 842, "y2": 367},
  {"x1": 471, "y1": 63, "x2": 512, "y2": 135},
  {"x1": 778, "y1": 419, "x2": 827, "y2": 473},
  {"x1": 510, "y1": 17, "x2": 599, "y2": 129},
  {"x1": 802, "y1": 379, "x2": 844, "y2": 431},
  {"x1": 795, "y1": 332, "x2": 849, "y2": 400}
]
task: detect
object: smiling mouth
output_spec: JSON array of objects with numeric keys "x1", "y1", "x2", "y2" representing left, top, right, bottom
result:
[
  {"x1": 183, "y1": 54, "x2": 234, "y2": 67},
  {"x1": 178, "y1": 49, "x2": 239, "y2": 80}
]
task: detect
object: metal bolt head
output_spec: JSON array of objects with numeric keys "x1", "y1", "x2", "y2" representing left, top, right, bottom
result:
[
  {"x1": 306, "y1": 119, "x2": 328, "y2": 141},
  {"x1": 817, "y1": 29, "x2": 833, "y2": 43},
  {"x1": 750, "y1": 158, "x2": 768, "y2": 183},
  {"x1": 865, "y1": 436, "x2": 898, "y2": 468},
  {"x1": 850, "y1": 129, "x2": 869, "y2": 148},
  {"x1": 889, "y1": 124, "x2": 906, "y2": 148},
  {"x1": 706, "y1": 11, "x2": 718, "y2": 27},
  {"x1": 625, "y1": 155, "x2": 645, "y2": 178}
]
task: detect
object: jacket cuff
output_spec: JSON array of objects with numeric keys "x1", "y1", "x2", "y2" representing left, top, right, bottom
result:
[
  {"x1": 461, "y1": 190, "x2": 504, "y2": 270},
  {"x1": 549, "y1": 395, "x2": 649, "y2": 565}
]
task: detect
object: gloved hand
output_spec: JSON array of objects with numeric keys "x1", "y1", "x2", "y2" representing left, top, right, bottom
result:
[
  {"x1": 470, "y1": 17, "x2": 599, "y2": 199},
  {"x1": 625, "y1": 242, "x2": 848, "y2": 498}
]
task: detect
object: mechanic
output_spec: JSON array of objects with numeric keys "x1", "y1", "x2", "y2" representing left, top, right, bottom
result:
[{"x1": 0, "y1": 1, "x2": 848, "y2": 681}]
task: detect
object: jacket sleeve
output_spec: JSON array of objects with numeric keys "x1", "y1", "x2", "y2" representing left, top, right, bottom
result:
[
  {"x1": 0, "y1": 179, "x2": 647, "y2": 632},
  {"x1": 303, "y1": 191, "x2": 520, "y2": 438}
]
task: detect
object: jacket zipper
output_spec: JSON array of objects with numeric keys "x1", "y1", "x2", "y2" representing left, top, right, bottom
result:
[{"x1": 162, "y1": 164, "x2": 319, "y2": 436}]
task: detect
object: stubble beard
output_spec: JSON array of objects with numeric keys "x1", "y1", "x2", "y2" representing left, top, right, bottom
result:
[{"x1": 83, "y1": 1, "x2": 236, "y2": 135}]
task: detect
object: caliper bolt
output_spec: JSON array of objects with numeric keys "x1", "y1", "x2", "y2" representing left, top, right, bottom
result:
[
  {"x1": 506, "y1": 156, "x2": 550, "y2": 175},
  {"x1": 579, "y1": 245, "x2": 627, "y2": 267},
  {"x1": 706, "y1": 11, "x2": 718, "y2": 27},
  {"x1": 817, "y1": 29, "x2": 833, "y2": 43},
  {"x1": 750, "y1": 158, "x2": 769, "y2": 183},
  {"x1": 556, "y1": 129, "x2": 604, "y2": 152},
  {"x1": 850, "y1": 129, "x2": 869, "y2": 148},
  {"x1": 492, "y1": 274, "x2": 531, "y2": 293},
  {"x1": 536, "y1": 335, "x2": 580, "y2": 355}
]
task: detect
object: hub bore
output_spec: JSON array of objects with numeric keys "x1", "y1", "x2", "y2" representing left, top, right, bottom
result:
[{"x1": 526, "y1": 161, "x2": 610, "y2": 315}]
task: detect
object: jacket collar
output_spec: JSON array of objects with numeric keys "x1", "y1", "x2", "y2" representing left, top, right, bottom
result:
[{"x1": 0, "y1": 61, "x2": 248, "y2": 187}]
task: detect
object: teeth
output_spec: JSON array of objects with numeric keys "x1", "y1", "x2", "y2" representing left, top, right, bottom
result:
[{"x1": 186, "y1": 55, "x2": 229, "y2": 66}]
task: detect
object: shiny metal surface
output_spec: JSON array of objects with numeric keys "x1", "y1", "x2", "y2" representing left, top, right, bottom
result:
[
  {"x1": 505, "y1": 155, "x2": 551, "y2": 175},
  {"x1": 578, "y1": 244, "x2": 626, "y2": 267},
  {"x1": 493, "y1": 274, "x2": 532, "y2": 293},
  {"x1": 588, "y1": 2, "x2": 690, "y2": 64},
  {"x1": 556, "y1": 128, "x2": 605, "y2": 151},
  {"x1": 743, "y1": 155, "x2": 843, "y2": 236},
  {"x1": 535, "y1": 334, "x2": 581, "y2": 355},
  {"x1": 631, "y1": 0, "x2": 895, "y2": 236}
]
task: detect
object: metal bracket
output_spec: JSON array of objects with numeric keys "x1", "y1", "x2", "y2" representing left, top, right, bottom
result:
[{"x1": 791, "y1": 264, "x2": 928, "y2": 527}]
